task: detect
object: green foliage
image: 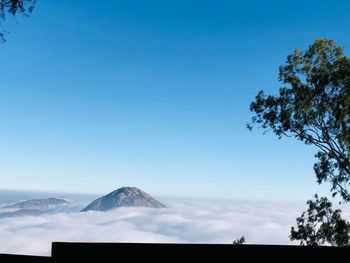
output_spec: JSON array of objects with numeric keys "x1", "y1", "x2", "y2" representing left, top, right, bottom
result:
[
  {"x1": 232, "y1": 236, "x2": 245, "y2": 245},
  {"x1": 0, "y1": 0, "x2": 36, "y2": 42},
  {"x1": 290, "y1": 194, "x2": 350, "y2": 246},
  {"x1": 249, "y1": 39, "x2": 350, "y2": 202},
  {"x1": 248, "y1": 39, "x2": 350, "y2": 246}
]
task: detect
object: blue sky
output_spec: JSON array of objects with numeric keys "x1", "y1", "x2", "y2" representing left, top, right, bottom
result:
[{"x1": 0, "y1": 0, "x2": 349, "y2": 201}]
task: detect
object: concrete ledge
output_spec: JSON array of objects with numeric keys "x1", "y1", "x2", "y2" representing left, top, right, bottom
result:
[
  {"x1": 2, "y1": 242, "x2": 349, "y2": 262},
  {"x1": 52, "y1": 242, "x2": 349, "y2": 262}
]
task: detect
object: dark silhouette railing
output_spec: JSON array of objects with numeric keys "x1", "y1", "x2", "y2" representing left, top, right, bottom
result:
[{"x1": 1, "y1": 242, "x2": 350, "y2": 262}]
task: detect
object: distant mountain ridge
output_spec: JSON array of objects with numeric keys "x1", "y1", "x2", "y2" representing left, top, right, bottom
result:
[
  {"x1": 81, "y1": 187, "x2": 166, "y2": 212},
  {"x1": 2, "y1": 198, "x2": 69, "y2": 210},
  {"x1": 0, "y1": 198, "x2": 69, "y2": 218},
  {"x1": 0, "y1": 209, "x2": 42, "y2": 218}
]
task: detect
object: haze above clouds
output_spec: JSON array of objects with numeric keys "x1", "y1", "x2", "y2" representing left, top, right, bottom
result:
[{"x1": 0, "y1": 197, "x2": 308, "y2": 256}]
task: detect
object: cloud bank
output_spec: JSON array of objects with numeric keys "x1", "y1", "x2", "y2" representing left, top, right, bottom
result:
[{"x1": 0, "y1": 198, "x2": 309, "y2": 256}]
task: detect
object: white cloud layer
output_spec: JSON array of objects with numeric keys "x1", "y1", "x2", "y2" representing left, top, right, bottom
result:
[{"x1": 0, "y1": 198, "x2": 315, "y2": 256}]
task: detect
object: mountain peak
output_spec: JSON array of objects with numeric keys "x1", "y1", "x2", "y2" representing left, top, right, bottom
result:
[{"x1": 81, "y1": 187, "x2": 166, "y2": 212}]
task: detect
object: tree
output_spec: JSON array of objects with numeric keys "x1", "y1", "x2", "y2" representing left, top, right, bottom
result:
[
  {"x1": 290, "y1": 194, "x2": 350, "y2": 246},
  {"x1": 248, "y1": 39, "x2": 350, "y2": 246},
  {"x1": 232, "y1": 236, "x2": 246, "y2": 245},
  {"x1": 0, "y1": 0, "x2": 36, "y2": 42}
]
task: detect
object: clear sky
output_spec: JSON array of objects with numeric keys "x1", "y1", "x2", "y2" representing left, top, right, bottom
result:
[{"x1": 0, "y1": 0, "x2": 349, "y2": 201}]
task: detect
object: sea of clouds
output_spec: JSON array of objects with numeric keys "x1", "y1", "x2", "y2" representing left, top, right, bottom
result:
[{"x1": 0, "y1": 193, "x2": 313, "y2": 256}]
